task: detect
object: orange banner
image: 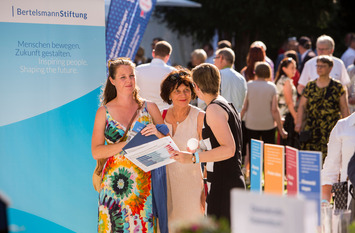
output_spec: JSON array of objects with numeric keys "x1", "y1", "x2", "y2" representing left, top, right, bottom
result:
[{"x1": 264, "y1": 143, "x2": 284, "y2": 195}]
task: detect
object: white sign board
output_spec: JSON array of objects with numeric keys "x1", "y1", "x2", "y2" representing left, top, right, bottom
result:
[{"x1": 231, "y1": 189, "x2": 317, "y2": 233}]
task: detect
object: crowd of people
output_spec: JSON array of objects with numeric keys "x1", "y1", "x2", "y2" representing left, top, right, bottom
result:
[{"x1": 92, "y1": 33, "x2": 355, "y2": 232}]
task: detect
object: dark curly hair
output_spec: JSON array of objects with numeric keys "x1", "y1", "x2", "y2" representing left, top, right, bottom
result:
[{"x1": 160, "y1": 69, "x2": 196, "y2": 105}]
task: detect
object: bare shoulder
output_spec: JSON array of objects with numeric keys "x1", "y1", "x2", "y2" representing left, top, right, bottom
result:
[
  {"x1": 96, "y1": 105, "x2": 106, "y2": 116},
  {"x1": 205, "y1": 103, "x2": 227, "y2": 120},
  {"x1": 145, "y1": 101, "x2": 159, "y2": 111}
]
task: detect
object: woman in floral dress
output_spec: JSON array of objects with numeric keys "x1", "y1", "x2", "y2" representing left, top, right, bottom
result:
[{"x1": 91, "y1": 58, "x2": 165, "y2": 232}]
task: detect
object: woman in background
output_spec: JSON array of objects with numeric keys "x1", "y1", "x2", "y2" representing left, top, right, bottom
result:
[
  {"x1": 241, "y1": 62, "x2": 287, "y2": 150},
  {"x1": 295, "y1": 55, "x2": 349, "y2": 162},
  {"x1": 240, "y1": 46, "x2": 265, "y2": 81},
  {"x1": 275, "y1": 57, "x2": 298, "y2": 148}
]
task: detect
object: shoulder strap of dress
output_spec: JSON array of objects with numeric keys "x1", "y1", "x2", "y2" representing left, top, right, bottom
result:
[
  {"x1": 103, "y1": 105, "x2": 110, "y2": 122},
  {"x1": 141, "y1": 101, "x2": 148, "y2": 113},
  {"x1": 103, "y1": 105, "x2": 109, "y2": 113}
]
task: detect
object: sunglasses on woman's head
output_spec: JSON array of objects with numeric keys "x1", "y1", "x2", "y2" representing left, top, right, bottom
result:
[{"x1": 169, "y1": 72, "x2": 188, "y2": 81}]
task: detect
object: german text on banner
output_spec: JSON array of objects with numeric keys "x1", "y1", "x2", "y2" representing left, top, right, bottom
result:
[
  {"x1": 286, "y1": 146, "x2": 299, "y2": 196},
  {"x1": 0, "y1": 0, "x2": 105, "y2": 232},
  {"x1": 298, "y1": 150, "x2": 322, "y2": 225},
  {"x1": 250, "y1": 139, "x2": 263, "y2": 193},
  {"x1": 264, "y1": 143, "x2": 284, "y2": 195},
  {"x1": 106, "y1": 0, "x2": 157, "y2": 62}
]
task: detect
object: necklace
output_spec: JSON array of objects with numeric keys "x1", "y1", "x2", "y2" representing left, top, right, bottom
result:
[{"x1": 172, "y1": 106, "x2": 190, "y2": 125}]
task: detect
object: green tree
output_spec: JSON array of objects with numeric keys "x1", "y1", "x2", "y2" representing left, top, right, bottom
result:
[{"x1": 155, "y1": 0, "x2": 343, "y2": 70}]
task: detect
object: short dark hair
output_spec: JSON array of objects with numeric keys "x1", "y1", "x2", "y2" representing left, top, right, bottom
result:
[
  {"x1": 298, "y1": 36, "x2": 312, "y2": 50},
  {"x1": 317, "y1": 55, "x2": 333, "y2": 67},
  {"x1": 192, "y1": 63, "x2": 220, "y2": 95},
  {"x1": 254, "y1": 61, "x2": 271, "y2": 79},
  {"x1": 160, "y1": 69, "x2": 196, "y2": 105},
  {"x1": 154, "y1": 41, "x2": 172, "y2": 57},
  {"x1": 284, "y1": 50, "x2": 299, "y2": 65},
  {"x1": 217, "y1": 40, "x2": 232, "y2": 49}
]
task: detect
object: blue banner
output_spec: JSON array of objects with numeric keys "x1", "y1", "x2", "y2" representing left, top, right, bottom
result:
[
  {"x1": 0, "y1": 0, "x2": 105, "y2": 232},
  {"x1": 298, "y1": 150, "x2": 322, "y2": 225},
  {"x1": 250, "y1": 139, "x2": 263, "y2": 193},
  {"x1": 106, "y1": 0, "x2": 157, "y2": 62}
]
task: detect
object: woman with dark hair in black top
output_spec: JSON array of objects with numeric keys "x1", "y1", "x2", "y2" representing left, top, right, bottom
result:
[{"x1": 172, "y1": 63, "x2": 245, "y2": 224}]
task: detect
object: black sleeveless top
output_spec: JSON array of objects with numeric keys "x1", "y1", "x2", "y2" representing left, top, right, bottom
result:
[{"x1": 203, "y1": 97, "x2": 245, "y2": 221}]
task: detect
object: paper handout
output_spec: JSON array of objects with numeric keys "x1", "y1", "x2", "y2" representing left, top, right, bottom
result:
[{"x1": 123, "y1": 136, "x2": 178, "y2": 172}]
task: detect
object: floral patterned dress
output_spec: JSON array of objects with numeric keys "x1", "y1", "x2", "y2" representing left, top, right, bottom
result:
[
  {"x1": 302, "y1": 79, "x2": 345, "y2": 162},
  {"x1": 98, "y1": 104, "x2": 154, "y2": 233}
]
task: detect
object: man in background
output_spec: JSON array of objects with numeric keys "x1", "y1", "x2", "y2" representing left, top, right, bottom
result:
[
  {"x1": 297, "y1": 36, "x2": 316, "y2": 74},
  {"x1": 298, "y1": 35, "x2": 350, "y2": 95},
  {"x1": 146, "y1": 37, "x2": 163, "y2": 63},
  {"x1": 136, "y1": 41, "x2": 176, "y2": 110},
  {"x1": 213, "y1": 48, "x2": 247, "y2": 113},
  {"x1": 341, "y1": 33, "x2": 355, "y2": 68}
]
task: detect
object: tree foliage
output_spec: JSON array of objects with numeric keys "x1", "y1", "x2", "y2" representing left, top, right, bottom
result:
[{"x1": 154, "y1": 0, "x2": 352, "y2": 70}]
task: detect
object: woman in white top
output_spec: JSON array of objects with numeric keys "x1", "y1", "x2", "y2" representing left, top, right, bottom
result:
[
  {"x1": 160, "y1": 69, "x2": 205, "y2": 227},
  {"x1": 275, "y1": 57, "x2": 298, "y2": 148}
]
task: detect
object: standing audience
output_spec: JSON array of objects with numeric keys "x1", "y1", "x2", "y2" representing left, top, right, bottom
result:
[
  {"x1": 275, "y1": 57, "x2": 299, "y2": 148},
  {"x1": 251, "y1": 41, "x2": 275, "y2": 79},
  {"x1": 240, "y1": 46, "x2": 265, "y2": 81},
  {"x1": 203, "y1": 43, "x2": 215, "y2": 64},
  {"x1": 284, "y1": 50, "x2": 301, "y2": 88},
  {"x1": 295, "y1": 56, "x2": 349, "y2": 162},
  {"x1": 298, "y1": 35, "x2": 350, "y2": 95},
  {"x1": 214, "y1": 48, "x2": 247, "y2": 113},
  {"x1": 341, "y1": 33, "x2": 355, "y2": 68},
  {"x1": 297, "y1": 36, "x2": 316, "y2": 74},
  {"x1": 241, "y1": 62, "x2": 287, "y2": 174},
  {"x1": 188, "y1": 49, "x2": 207, "y2": 70}
]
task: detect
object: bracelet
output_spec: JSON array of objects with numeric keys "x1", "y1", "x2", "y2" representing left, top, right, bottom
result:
[
  {"x1": 321, "y1": 199, "x2": 329, "y2": 204},
  {"x1": 194, "y1": 152, "x2": 200, "y2": 164},
  {"x1": 191, "y1": 154, "x2": 196, "y2": 164}
]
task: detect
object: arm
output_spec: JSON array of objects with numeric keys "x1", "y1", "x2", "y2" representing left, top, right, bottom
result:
[
  {"x1": 297, "y1": 61, "x2": 310, "y2": 95},
  {"x1": 349, "y1": 95, "x2": 355, "y2": 105},
  {"x1": 321, "y1": 185, "x2": 332, "y2": 203},
  {"x1": 240, "y1": 94, "x2": 249, "y2": 120},
  {"x1": 295, "y1": 96, "x2": 307, "y2": 133},
  {"x1": 297, "y1": 84, "x2": 305, "y2": 95},
  {"x1": 339, "y1": 93, "x2": 350, "y2": 118},
  {"x1": 283, "y1": 79, "x2": 297, "y2": 122},
  {"x1": 321, "y1": 122, "x2": 342, "y2": 202},
  {"x1": 141, "y1": 101, "x2": 165, "y2": 138},
  {"x1": 172, "y1": 104, "x2": 236, "y2": 163},
  {"x1": 91, "y1": 107, "x2": 127, "y2": 160},
  {"x1": 271, "y1": 94, "x2": 287, "y2": 139},
  {"x1": 197, "y1": 111, "x2": 205, "y2": 140}
]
